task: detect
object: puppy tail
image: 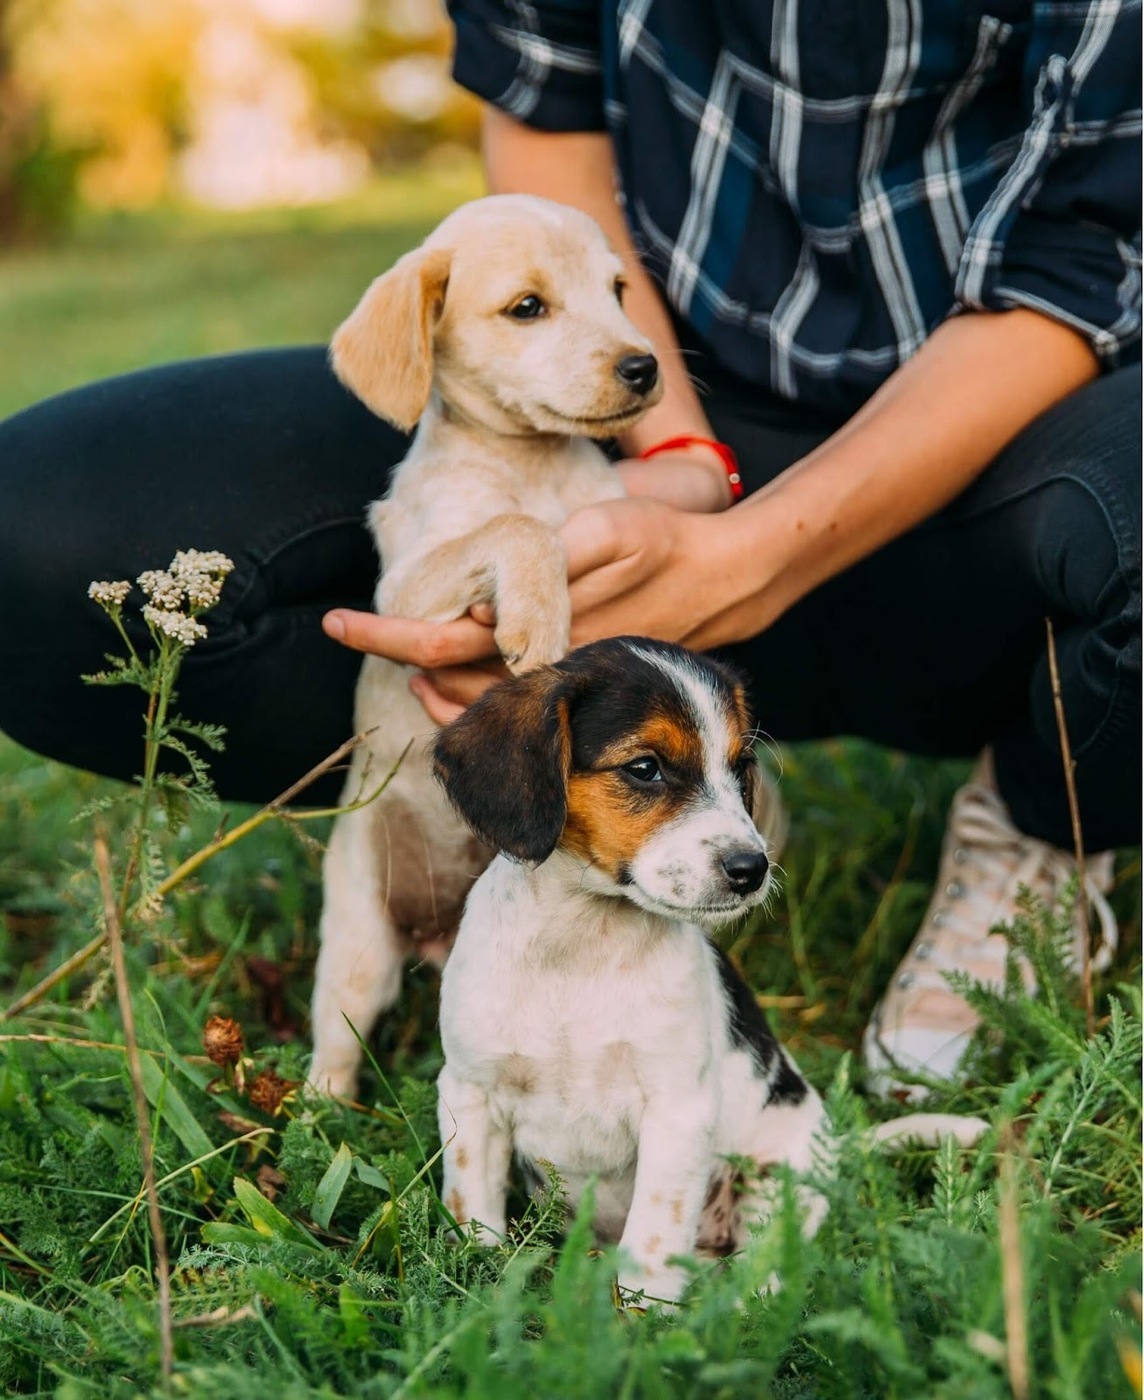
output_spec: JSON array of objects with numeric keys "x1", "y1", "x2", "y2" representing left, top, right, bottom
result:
[{"x1": 865, "y1": 1113, "x2": 989, "y2": 1151}]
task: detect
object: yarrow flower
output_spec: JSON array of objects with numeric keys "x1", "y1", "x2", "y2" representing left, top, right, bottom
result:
[
  {"x1": 171, "y1": 550, "x2": 235, "y2": 613},
  {"x1": 171, "y1": 549, "x2": 234, "y2": 579},
  {"x1": 137, "y1": 569, "x2": 185, "y2": 611},
  {"x1": 143, "y1": 605, "x2": 208, "y2": 646},
  {"x1": 90, "y1": 548, "x2": 234, "y2": 650},
  {"x1": 87, "y1": 580, "x2": 132, "y2": 609}
]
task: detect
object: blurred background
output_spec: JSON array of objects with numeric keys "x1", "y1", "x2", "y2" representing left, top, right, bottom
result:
[{"x1": 0, "y1": 0, "x2": 484, "y2": 415}]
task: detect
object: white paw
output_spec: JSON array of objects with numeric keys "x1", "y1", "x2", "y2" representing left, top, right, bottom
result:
[
  {"x1": 307, "y1": 1062, "x2": 358, "y2": 1100},
  {"x1": 617, "y1": 1265, "x2": 688, "y2": 1310}
]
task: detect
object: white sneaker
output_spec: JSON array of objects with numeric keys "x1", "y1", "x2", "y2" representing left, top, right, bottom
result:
[{"x1": 863, "y1": 753, "x2": 1118, "y2": 1099}]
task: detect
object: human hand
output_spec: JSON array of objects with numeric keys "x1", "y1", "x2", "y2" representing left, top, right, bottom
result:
[{"x1": 323, "y1": 496, "x2": 762, "y2": 724}]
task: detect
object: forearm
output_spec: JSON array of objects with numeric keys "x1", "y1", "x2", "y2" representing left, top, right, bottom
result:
[
  {"x1": 482, "y1": 109, "x2": 730, "y2": 508},
  {"x1": 711, "y1": 308, "x2": 1099, "y2": 641}
]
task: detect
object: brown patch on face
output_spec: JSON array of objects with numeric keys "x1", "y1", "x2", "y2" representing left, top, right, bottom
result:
[
  {"x1": 560, "y1": 711, "x2": 699, "y2": 880},
  {"x1": 445, "y1": 1188, "x2": 467, "y2": 1223},
  {"x1": 454, "y1": 1145, "x2": 469, "y2": 1171}
]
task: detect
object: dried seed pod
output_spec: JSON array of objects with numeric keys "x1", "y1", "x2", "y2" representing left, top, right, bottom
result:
[
  {"x1": 202, "y1": 1015, "x2": 244, "y2": 1068},
  {"x1": 248, "y1": 1068, "x2": 295, "y2": 1115}
]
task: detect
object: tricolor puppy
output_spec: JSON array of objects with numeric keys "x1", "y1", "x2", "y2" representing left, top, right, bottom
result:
[
  {"x1": 432, "y1": 638, "x2": 987, "y2": 1306},
  {"x1": 431, "y1": 637, "x2": 818, "y2": 1304},
  {"x1": 310, "y1": 196, "x2": 663, "y2": 1096}
]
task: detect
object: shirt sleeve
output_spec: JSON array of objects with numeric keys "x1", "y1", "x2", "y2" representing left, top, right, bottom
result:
[
  {"x1": 447, "y1": 0, "x2": 606, "y2": 132},
  {"x1": 954, "y1": 1, "x2": 1142, "y2": 368}
]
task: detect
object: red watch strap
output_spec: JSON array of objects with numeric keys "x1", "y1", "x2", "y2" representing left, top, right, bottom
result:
[{"x1": 637, "y1": 434, "x2": 744, "y2": 502}]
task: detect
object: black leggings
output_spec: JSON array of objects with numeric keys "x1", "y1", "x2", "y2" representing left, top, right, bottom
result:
[{"x1": 0, "y1": 347, "x2": 1139, "y2": 849}]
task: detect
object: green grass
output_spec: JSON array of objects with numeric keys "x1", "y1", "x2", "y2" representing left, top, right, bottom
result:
[
  {"x1": 0, "y1": 161, "x2": 482, "y2": 418},
  {"x1": 0, "y1": 172, "x2": 1140, "y2": 1397}
]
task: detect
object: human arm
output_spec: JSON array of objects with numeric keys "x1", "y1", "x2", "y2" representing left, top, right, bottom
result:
[
  {"x1": 481, "y1": 109, "x2": 733, "y2": 511},
  {"x1": 323, "y1": 0, "x2": 1136, "y2": 713},
  {"x1": 325, "y1": 303, "x2": 1098, "y2": 719}
]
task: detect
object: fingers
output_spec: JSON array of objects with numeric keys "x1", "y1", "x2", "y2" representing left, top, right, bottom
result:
[
  {"x1": 408, "y1": 674, "x2": 466, "y2": 727},
  {"x1": 561, "y1": 503, "x2": 625, "y2": 583},
  {"x1": 423, "y1": 662, "x2": 509, "y2": 707},
  {"x1": 408, "y1": 661, "x2": 507, "y2": 724},
  {"x1": 322, "y1": 608, "x2": 498, "y2": 668}
]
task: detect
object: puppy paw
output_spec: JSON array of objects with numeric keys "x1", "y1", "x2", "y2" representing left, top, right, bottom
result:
[
  {"x1": 443, "y1": 1219, "x2": 505, "y2": 1249},
  {"x1": 616, "y1": 1265, "x2": 688, "y2": 1311},
  {"x1": 307, "y1": 1061, "x2": 358, "y2": 1100},
  {"x1": 495, "y1": 608, "x2": 570, "y2": 675}
]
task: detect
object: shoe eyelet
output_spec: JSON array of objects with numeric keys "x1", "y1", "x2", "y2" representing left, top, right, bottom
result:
[
  {"x1": 930, "y1": 910, "x2": 947, "y2": 929},
  {"x1": 952, "y1": 847, "x2": 968, "y2": 864},
  {"x1": 945, "y1": 880, "x2": 965, "y2": 900},
  {"x1": 914, "y1": 943, "x2": 931, "y2": 961},
  {"x1": 896, "y1": 971, "x2": 916, "y2": 990}
]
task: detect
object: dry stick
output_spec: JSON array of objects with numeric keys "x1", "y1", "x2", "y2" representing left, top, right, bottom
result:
[
  {"x1": 95, "y1": 832, "x2": 173, "y2": 1383},
  {"x1": 997, "y1": 1127, "x2": 1030, "y2": 1400},
  {"x1": 1, "y1": 730, "x2": 392, "y2": 1022},
  {"x1": 1044, "y1": 617, "x2": 1095, "y2": 1039}
]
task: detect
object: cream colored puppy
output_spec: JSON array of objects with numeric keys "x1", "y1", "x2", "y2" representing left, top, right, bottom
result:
[{"x1": 310, "y1": 195, "x2": 663, "y2": 1097}]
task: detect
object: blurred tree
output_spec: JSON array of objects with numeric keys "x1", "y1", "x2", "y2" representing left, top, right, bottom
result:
[
  {"x1": 0, "y1": 1, "x2": 85, "y2": 241},
  {"x1": 14, "y1": 0, "x2": 199, "y2": 207},
  {"x1": 287, "y1": 0, "x2": 480, "y2": 169},
  {"x1": 0, "y1": 0, "x2": 477, "y2": 229}
]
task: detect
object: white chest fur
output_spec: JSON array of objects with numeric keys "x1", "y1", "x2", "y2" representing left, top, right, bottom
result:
[
  {"x1": 442, "y1": 856, "x2": 715, "y2": 1173},
  {"x1": 435, "y1": 853, "x2": 813, "y2": 1299}
]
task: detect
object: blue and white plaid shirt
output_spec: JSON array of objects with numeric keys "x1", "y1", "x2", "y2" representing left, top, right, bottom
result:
[{"x1": 448, "y1": 0, "x2": 1142, "y2": 415}]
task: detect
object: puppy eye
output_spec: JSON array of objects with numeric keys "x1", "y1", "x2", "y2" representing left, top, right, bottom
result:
[
  {"x1": 735, "y1": 757, "x2": 756, "y2": 797},
  {"x1": 622, "y1": 756, "x2": 662, "y2": 784},
  {"x1": 505, "y1": 294, "x2": 547, "y2": 321},
  {"x1": 613, "y1": 278, "x2": 626, "y2": 305}
]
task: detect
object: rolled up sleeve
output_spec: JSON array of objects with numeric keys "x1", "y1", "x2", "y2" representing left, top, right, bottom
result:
[
  {"x1": 447, "y1": 0, "x2": 605, "y2": 132},
  {"x1": 955, "y1": 1, "x2": 1142, "y2": 368}
]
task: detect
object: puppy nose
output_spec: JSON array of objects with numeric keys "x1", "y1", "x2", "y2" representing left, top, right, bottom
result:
[
  {"x1": 721, "y1": 848, "x2": 769, "y2": 894},
  {"x1": 614, "y1": 353, "x2": 659, "y2": 396}
]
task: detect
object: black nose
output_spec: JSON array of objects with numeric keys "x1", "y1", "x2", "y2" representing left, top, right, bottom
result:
[
  {"x1": 721, "y1": 848, "x2": 769, "y2": 894},
  {"x1": 614, "y1": 353, "x2": 659, "y2": 396}
]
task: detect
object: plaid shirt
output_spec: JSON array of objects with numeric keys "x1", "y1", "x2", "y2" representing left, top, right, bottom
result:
[{"x1": 448, "y1": 0, "x2": 1142, "y2": 415}]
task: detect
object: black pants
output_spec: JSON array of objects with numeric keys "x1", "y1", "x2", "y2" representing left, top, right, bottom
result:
[{"x1": 0, "y1": 347, "x2": 1138, "y2": 849}]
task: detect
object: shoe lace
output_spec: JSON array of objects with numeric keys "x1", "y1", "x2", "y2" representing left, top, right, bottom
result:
[{"x1": 906, "y1": 782, "x2": 1118, "y2": 988}]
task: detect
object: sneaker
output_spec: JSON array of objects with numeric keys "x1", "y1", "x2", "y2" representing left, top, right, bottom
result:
[{"x1": 863, "y1": 752, "x2": 1118, "y2": 1099}]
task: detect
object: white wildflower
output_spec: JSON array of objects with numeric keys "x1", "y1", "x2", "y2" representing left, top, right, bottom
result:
[
  {"x1": 137, "y1": 569, "x2": 185, "y2": 611},
  {"x1": 171, "y1": 549, "x2": 234, "y2": 580},
  {"x1": 143, "y1": 604, "x2": 208, "y2": 646},
  {"x1": 134, "y1": 889, "x2": 166, "y2": 925},
  {"x1": 87, "y1": 580, "x2": 132, "y2": 609},
  {"x1": 181, "y1": 572, "x2": 225, "y2": 611},
  {"x1": 169, "y1": 550, "x2": 234, "y2": 613}
]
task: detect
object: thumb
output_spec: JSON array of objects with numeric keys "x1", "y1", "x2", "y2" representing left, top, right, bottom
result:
[{"x1": 561, "y1": 502, "x2": 630, "y2": 583}]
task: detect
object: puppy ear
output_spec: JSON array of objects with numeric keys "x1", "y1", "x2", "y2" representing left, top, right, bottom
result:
[
  {"x1": 432, "y1": 669, "x2": 571, "y2": 863},
  {"x1": 329, "y1": 245, "x2": 451, "y2": 431}
]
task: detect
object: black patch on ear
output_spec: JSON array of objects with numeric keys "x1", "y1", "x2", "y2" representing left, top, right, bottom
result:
[
  {"x1": 432, "y1": 669, "x2": 569, "y2": 863},
  {"x1": 714, "y1": 944, "x2": 807, "y2": 1104},
  {"x1": 767, "y1": 1053, "x2": 809, "y2": 1106}
]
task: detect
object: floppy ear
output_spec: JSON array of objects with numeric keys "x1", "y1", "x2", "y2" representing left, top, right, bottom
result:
[
  {"x1": 432, "y1": 668, "x2": 571, "y2": 863},
  {"x1": 329, "y1": 244, "x2": 451, "y2": 431}
]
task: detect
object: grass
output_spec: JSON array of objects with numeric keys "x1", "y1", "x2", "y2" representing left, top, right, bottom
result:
[{"x1": 0, "y1": 168, "x2": 1141, "y2": 1397}]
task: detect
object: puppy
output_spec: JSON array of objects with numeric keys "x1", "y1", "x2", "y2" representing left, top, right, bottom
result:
[
  {"x1": 309, "y1": 197, "x2": 663, "y2": 1097},
  {"x1": 432, "y1": 638, "x2": 987, "y2": 1305}
]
